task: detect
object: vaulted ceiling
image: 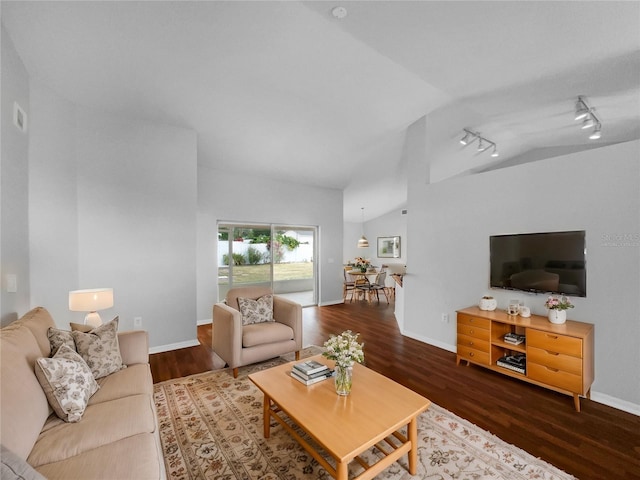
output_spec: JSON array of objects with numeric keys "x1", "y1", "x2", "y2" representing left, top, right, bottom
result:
[{"x1": 3, "y1": 1, "x2": 639, "y2": 222}]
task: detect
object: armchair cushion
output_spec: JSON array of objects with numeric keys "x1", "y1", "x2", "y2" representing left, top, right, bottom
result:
[
  {"x1": 238, "y1": 294, "x2": 274, "y2": 325},
  {"x1": 242, "y1": 322, "x2": 294, "y2": 348}
]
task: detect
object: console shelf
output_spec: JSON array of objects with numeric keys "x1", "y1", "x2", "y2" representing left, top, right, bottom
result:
[{"x1": 456, "y1": 306, "x2": 594, "y2": 412}]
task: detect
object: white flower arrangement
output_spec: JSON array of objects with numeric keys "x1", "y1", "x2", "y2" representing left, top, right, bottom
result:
[{"x1": 322, "y1": 330, "x2": 364, "y2": 368}]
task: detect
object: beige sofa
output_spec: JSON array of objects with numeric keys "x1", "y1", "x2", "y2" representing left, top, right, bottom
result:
[
  {"x1": 213, "y1": 286, "x2": 302, "y2": 377},
  {"x1": 0, "y1": 307, "x2": 165, "y2": 480}
]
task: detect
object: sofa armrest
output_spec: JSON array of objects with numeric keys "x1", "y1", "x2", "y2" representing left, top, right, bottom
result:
[
  {"x1": 212, "y1": 303, "x2": 243, "y2": 368},
  {"x1": 118, "y1": 330, "x2": 149, "y2": 365},
  {"x1": 273, "y1": 296, "x2": 303, "y2": 350}
]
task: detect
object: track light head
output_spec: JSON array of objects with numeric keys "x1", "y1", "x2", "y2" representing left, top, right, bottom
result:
[
  {"x1": 491, "y1": 146, "x2": 499, "y2": 157},
  {"x1": 575, "y1": 109, "x2": 589, "y2": 121},
  {"x1": 581, "y1": 116, "x2": 594, "y2": 129},
  {"x1": 460, "y1": 130, "x2": 472, "y2": 145},
  {"x1": 477, "y1": 138, "x2": 485, "y2": 151},
  {"x1": 589, "y1": 124, "x2": 602, "y2": 140}
]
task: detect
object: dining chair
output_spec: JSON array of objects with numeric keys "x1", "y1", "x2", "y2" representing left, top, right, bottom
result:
[
  {"x1": 343, "y1": 267, "x2": 356, "y2": 301},
  {"x1": 356, "y1": 271, "x2": 389, "y2": 304}
]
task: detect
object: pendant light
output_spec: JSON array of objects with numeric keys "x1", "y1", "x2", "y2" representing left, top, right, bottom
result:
[{"x1": 357, "y1": 207, "x2": 369, "y2": 248}]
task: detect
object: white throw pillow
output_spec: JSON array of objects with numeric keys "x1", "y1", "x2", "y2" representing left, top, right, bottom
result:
[
  {"x1": 34, "y1": 345, "x2": 99, "y2": 423},
  {"x1": 238, "y1": 294, "x2": 274, "y2": 325},
  {"x1": 71, "y1": 317, "x2": 125, "y2": 379}
]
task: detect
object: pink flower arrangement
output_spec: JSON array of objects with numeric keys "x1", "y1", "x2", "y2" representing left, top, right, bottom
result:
[{"x1": 544, "y1": 295, "x2": 574, "y2": 311}]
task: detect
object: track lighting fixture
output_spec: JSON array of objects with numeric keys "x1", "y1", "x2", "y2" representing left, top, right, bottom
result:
[
  {"x1": 459, "y1": 129, "x2": 499, "y2": 158},
  {"x1": 574, "y1": 96, "x2": 602, "y2": 140}
]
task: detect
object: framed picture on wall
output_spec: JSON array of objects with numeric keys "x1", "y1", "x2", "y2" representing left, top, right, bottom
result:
[{"x1": 377, "y1": 236, "x2": 401, "y2": 258}]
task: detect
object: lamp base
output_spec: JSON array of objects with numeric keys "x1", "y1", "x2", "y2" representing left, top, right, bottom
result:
[{"x1": 84, "y1": 312, "x2": 103, "y2": 328}]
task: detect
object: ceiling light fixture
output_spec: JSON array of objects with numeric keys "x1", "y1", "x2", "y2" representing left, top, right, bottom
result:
[
  {"x1": 357, "y1": 207, "x2": 369, "y2": 248},
  {"x1": 574, "y1": 96, "x2": 602, "y2": 140},
  {"x1": 459, "y1": 128, "x2": 499, "y2": 158}
]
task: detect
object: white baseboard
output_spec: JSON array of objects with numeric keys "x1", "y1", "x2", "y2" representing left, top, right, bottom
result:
[
  {"x1": 319, "y1": 299, "x2": 344, "y2": 306},
  {"x1": 197, "y1": 318, "x2": 212, "y2": 326},
  {"x1": 149, "y1": 339, "x2": 200, "y2": 354},
  {"x1": 591, "y1": 391, "x2": 640, "y2": 416},
  {"x1": 402, "y1": 329, "x2": 457, "y2": 354}
]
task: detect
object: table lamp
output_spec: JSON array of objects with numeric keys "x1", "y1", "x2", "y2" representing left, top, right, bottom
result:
[{"x1": 69, "y1": 288, "x2": 114, "y2": 327}]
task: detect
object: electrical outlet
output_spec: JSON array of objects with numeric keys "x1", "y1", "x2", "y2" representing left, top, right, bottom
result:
[
  {"x1": 441, "y1": 313, "x2": 449, "y2": 323},
  {"x1": 134, "y1": 317, "x2": 142, "y2": 328}
]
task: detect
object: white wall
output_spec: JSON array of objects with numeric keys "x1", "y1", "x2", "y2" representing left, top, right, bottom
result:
[
  {"x1": 28, "y1": 81, "x2": 78, "y2": 323},
  {"x1": 404, "y1": 138, "x2": 640, "y2": 410},
  {"x1": 27, "y1": 84, "x2": 198, "y2": 348},
  {"x1": 0, "y1": 25, "x2": 30, "y2": 325},
  {"x1": 197, "y1": 165, "x2": 344, "y2": 319}
]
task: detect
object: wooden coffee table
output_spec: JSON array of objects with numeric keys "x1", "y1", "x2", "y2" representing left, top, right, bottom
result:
[{"x1": 248, "y1": 354, "x2": 431, "y2": 480}]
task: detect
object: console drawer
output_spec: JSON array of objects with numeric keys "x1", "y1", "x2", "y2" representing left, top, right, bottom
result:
[
  {"x1": 457, "y1": 314, "x2": 490, "y2": 330},
  {"x1": 457, "y1": 344, "x2": 490, "y2": 365},
  {"x1": 528, "y1": 362, "x2": 583, "y2": 392},
  {"x1": 527, "y1": 346, "x2": 582, "y2": 375},
  {"x1": 457, "y1": 334, "x2": 490, "y2": 353},
  {"x1": 527, "y1": 329, "x2": 582, "y2": 357},
  {"x1": 458, "y1": 323, "x2": 490, "y2": 341}
]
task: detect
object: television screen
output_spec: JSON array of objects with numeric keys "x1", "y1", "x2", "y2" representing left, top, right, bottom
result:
[{"x1": 490, "y1": 231, "x2": 586, "y2": 297}]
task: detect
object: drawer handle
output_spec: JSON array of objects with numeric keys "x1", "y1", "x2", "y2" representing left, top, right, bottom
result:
[
  {"x1": 469, "y1": 352, "x2": 474, "y2": 357},
  {"x1": 545, "y1": 366, "x2": 559, "y2": 372},
  {"x1": 546, "y1": 334, "x2": 558, "y2": 340},
  {"x1": 469, "y1": 329, "x2": 474, "y2": 334},
  {"x1": 469, "y1": 341, "x2": 474, "y2": 346},
  {"x1": 546, "y1": 351, "x2": 560, "y2": 356}
]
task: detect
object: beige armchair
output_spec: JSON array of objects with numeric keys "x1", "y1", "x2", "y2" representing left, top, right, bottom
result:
[{"x1": 213, "y1": 286, "x2": 302, "y2": 377}]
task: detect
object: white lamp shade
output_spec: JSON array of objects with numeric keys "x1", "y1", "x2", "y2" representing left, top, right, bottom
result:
[{"x1": 69, "y1": 288, "x2": 114, "y2": 312}]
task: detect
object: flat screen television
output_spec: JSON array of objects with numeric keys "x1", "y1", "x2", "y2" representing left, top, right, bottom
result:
[{"x1": 490, "y1": 230, "x2": 586, "y2": 297}]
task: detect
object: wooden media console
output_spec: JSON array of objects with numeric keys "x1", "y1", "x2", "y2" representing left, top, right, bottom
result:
[{"x1": 456, "y1": 306, "x2": 594, "y2": 412}]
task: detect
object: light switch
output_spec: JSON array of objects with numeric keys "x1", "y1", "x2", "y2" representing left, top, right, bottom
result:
[{"x1": 6, "y1": 274, "x2": 17, "y2": 293}]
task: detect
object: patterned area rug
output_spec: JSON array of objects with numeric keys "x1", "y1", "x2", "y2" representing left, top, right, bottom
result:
[{"x1": 154, "y1": 347, "x2": 576, "y2": 480}]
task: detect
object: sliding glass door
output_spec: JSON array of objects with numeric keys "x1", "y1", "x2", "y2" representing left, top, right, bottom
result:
[{"x1": 217, "y1": 223, "x2": 316, "y2": 306}]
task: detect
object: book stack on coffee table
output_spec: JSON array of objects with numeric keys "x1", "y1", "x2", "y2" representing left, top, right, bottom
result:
[{"x1": 291, "y1": 360, "x2": 335, "y2": 385}]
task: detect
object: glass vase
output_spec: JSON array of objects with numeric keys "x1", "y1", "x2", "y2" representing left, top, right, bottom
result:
[{"x1": 334, "y1": 365, "x2": 353, "y2": 396}]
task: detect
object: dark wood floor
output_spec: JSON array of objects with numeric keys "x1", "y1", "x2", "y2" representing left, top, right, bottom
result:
[{"x1": 150, "y1": 300, "x2": 640, "y2": 480}]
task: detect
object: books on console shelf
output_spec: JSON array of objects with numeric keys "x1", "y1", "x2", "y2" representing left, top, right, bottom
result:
[
  {"x1": 496, "y1": 354, "x2": 526, "y2": 374},
  {"x1": 503, "y1": 333, "x2": 525, "y2": 346},
  {"x1": 293, "y1": 360, "x2": 330, "y2": 376},
  {"x1": 290, "y1": 369, "x2": 335, "y2": 385}
]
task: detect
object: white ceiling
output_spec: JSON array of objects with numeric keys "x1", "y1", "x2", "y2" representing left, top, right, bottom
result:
[{"x1": 2, "y1": 1, "x2": 639, "y2": 222}]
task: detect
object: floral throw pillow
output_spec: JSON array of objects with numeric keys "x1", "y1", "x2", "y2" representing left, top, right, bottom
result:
[
  {"x1": 34, "y1": 345, "x2": 99, "y2": 423},
  {"x1": 238, "y1": 294, "x2": 274, "y2": 325},
  {"x1": 71, "y1": 317, "x2": 125, "y2": 379},
  {"x1": 47, "y1": 327, "x2": 76, "y2": 356}
]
